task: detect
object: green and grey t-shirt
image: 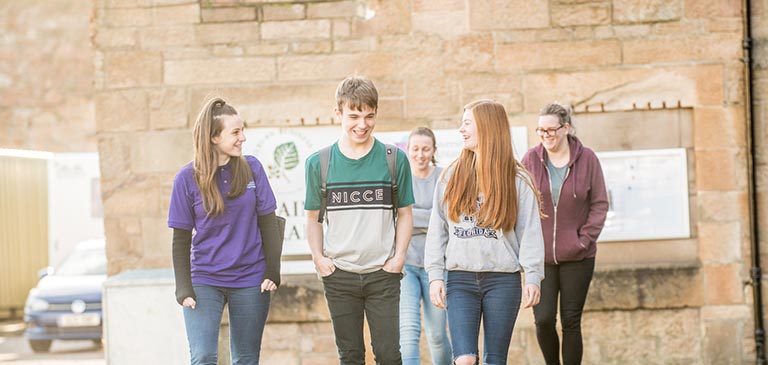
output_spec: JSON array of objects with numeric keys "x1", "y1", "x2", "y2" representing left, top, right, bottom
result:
[{"x1": 305, "y1": 139, "x2": 415, "y2": 274}]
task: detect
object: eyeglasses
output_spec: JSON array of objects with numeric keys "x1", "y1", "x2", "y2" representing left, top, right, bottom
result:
[{"x1": 535, "y1": 125, "x2": 565, "y2": 136}]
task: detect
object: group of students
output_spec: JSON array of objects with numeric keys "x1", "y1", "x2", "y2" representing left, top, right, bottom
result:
[{"x1": 168, "y1": 75, "x2": 608, "y2": 365}]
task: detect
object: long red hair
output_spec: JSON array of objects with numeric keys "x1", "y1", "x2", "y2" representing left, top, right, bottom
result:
[{"x1": 443, "y1": 100, "x2": 540, "y2": 231}]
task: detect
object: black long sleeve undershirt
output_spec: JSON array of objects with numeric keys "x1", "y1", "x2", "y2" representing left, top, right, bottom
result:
[{"x1": 171, "y1": 212, "x2": 284, "y2": 305}]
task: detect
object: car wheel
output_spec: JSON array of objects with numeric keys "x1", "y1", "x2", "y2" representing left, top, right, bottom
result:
[{"x1": 29, "y1": 339, "x2": 52, "y2": 353}]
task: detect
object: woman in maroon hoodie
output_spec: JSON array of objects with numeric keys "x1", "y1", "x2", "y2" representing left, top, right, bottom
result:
[{"x1": 521, "y1": 103, "x2": 608, "y2": 365}]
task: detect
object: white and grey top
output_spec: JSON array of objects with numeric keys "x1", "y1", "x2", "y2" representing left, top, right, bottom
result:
[{"x1": 424, "y1": 167, "x2": 545, "y2": 287}]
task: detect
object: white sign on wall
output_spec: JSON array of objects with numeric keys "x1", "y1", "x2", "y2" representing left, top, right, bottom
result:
[{"x1": 596, "y1": 148, "x2": 690, "y2": 242}]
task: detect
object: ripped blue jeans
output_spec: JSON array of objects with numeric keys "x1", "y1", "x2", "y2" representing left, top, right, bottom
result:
[{"x1": 446, "y1": 271, "x2": 522, "y2": 365}]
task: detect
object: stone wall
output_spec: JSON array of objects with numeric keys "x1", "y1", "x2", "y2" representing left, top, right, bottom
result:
[
  {"x1": 90, "y1": 0, "x2": 757, "y2": 364},
  {"x1": 0, "y1": 0, "x2": 96, "y2": 152}
]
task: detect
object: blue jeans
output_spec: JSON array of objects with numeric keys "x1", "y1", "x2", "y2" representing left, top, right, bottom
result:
[
  {"x1": 400, "y1": 265, "x2": 452, "y2": 365},
  {"x1": 183, "y1": 284, "x2": 271, "y2": 365},
  {"x1": 446, "y1": 271, "x2": 522, "y2": 365}
]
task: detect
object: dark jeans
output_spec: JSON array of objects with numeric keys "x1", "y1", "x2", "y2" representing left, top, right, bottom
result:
[
  {"x1": 533, "y1": 258, "x2": 595, "y2": 365},
  {"x1": 446, "y1": 271, "x2": 522, "y2": 365},
  {"x1": 322, "y1": 268, "x2": 403, "y2": 365}
]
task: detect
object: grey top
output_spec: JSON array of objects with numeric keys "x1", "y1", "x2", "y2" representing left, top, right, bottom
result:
[
  {"x1": 406, "y1": 166, "x2": 443, "y2": 268},
  {"x1": 424, "y1": 167, "x2": 545, "y2": 288},
  {"x1": 547, "y1": 158, "x2": 568, "y2": 206}
]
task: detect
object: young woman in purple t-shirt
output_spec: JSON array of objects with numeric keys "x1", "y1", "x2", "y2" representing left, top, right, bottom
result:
[{"x1": 168, "y1": 98, "x2": 283, "y2": 365}]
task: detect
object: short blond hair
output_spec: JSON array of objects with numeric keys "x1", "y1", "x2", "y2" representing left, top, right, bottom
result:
[{"x1": 335, "y1": 76, "x2": 378, "y2": 112}]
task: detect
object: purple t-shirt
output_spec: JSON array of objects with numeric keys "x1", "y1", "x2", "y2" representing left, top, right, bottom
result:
[{"x1": 168, "y1": 155, "x2": 277, "y2": 288}]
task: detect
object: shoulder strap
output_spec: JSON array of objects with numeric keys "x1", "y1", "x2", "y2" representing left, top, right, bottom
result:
[
  {"x1": 385, "y1": 144, "x2": 398, "y2": 220},
  {"x1": 317, "y1": 145, "x2": 333, "y2": 224}
]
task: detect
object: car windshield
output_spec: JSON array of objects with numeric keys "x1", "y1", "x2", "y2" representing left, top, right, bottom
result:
[{"x1": 56, "y1": 246, "x2": 106, "y2": 276}]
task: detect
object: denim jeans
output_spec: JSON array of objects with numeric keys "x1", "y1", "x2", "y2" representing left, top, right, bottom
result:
[
  {"x1": 400, "y1": 265, "x2": 452, "y2": 365},
  {"x1": 446, "y1": 271, "x2": 522, "y2": 365},
  {"x1": 534, "y1": 258, "x2": 595, "y2": 365},
  {"x1": 322, "y1": 268, "x2": 403, "y2": 365},
  {"x1": 183, "y1": 284, "x2": 271, "y2": 365}
]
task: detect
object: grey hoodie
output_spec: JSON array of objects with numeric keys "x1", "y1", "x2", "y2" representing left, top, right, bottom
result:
[{"x1": 424, "y1": 168, "x2": 545, "y2": 288}]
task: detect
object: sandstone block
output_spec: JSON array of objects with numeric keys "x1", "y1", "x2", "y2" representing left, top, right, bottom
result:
[
  {"x1": 152, "y1": 3, "x2": 200, "y2": 25},
  {"x1": 245, "y1": 43, "x2": 290, "y2": 56},
  {"x1": 468, "y1": 0, "x2": 548, "y2": 31},
  {"x1": 613, "y1": 0, "x2": 682, "y2": 23},
  {"x1": 164, "y1": 57, "x2": 275, "y2": 85},
  {"x1": 695, "y1": 148, "x2": 747, "y2": 191},
  {"x1": 268, "y1": 275, "x2": 331, "y2": 322},
  {"x1": 263, "y1": 4, "x2": 305, "y2": 21},
  {"x1": 131, "y1": 130, "x2": 192, "y2": 174},
  {"x1": 551, "y1": 1, "x2": 610, "y2": 26},
  {"x1": 104, "y1": 218, "x2": 143, "y2": 258},
  {"x1": 332, "y1": 19, "x2": 351, "y2": 38},
  {"x1": 333, "y1": 38, "x2": 375, "y2": 53},
  {"x1": 195, "y1": 22, "x2": 260, "y2": 44},
  {"x1": 292, "y1": 41, "x2": 332, "y2": 54},
  {"x1": 189, "y1": 84, "x2": 335, "y2": 125},
  {"x1": 693, "y1": 106, "x2": 746, "y2": 148},
  {"x1": 444, "y1": 35, "x2": 494, "y2": 73},
  {"x1": 162, "y1": 48, "x2": 212, "y2": 61},
  {"x1": 703, "y1": 264, "x2": 745, "y2": 305},
  {"x1": 523, "y1": 65, "x2": 724, "y2": 113},
  {"x1": 278, "y1": 53, "x2": 395, "y2": 81},
  {"x1": 586, "y1": 266, "x2": 703, "y2": 310},
  {"x1": 698, "y1": 221, "x2": 743, "y2": 264},
  {"x1": 201, "y1": 7, "x2": 256, "y2": 22},
  {"x1": 351, "y1": 0, "x2": 411, "y2": 36},
  {"x1": 149, "y1": 88, "x2": 188, "y2": 130},
  {"x1": 262, "y1": 19, "x2": 331, "y2": 40},
  {"x1": 104, "y1": 51, "x2": 163, "y2": 88},
  {"x1": 212, "y1": 45, "x2": 245, "y2": 57},
  {"x1": 103, "y1": 8, "x2": 152, "y2": 27},
  {"x1": 96, "y1": 89, "x2": 148, "y2": 132},
  {"x1": 394, "y1": 51, "x2": 444, "y2": 78},
  {"x1": 705, "y1": 18, "x2": 742, "y2": 33},
  {"x1": 623, "y1": 35, "x2": 742, "y2": 64},
  {"x1": 497, "y1": 40, "x2": 620, "y2": 71},
  {"x1": 94, "y1": 28, "x2": 137, "y2": 48},
  {"x1": 685, "y1": 0, "x2": 741, "y2": 18},
  {"x1": 97, "y1": 135, "x2": 132, "y2": 193},
  {"x1": 404, "y1": 78, "x2": 460, "y2": 119},
  {"x1": 703, "y1": 319, "x2": 743, "y2": 364},
  {"x1": 697, "y1": 190, "x2": 748, "y2": 222},
  {"x1": 413, "y1": 0, "x2": 464, "y2": 11},
  {"x1": 139, "y1": 26, "x2": 196, "y2": 48},
  {"x1": 101, "y1": 175, "x2": 162, "y2": 215},
  {"x1": 307, "y1": 1, "x2": 357, "y2": 19},
  {"x1": 411, "y1": 10, "x2": 468, "y2": 37},
  {"x1": 141, "y1": 216, "x2": 172, "y2": 257}
]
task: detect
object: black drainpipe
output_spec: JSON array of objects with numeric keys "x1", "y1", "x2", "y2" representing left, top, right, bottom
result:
[{"x1": 743, "y1": 0, "x2": 765, "y2": 363}]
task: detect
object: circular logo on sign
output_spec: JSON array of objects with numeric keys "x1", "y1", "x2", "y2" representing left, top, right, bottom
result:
[{"x1": 71, "y1": 299, "x2": 87, "y2": 314}]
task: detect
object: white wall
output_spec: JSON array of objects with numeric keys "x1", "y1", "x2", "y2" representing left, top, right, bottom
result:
[{"x1": 47, "y1": 153, "x2": 104, "y2": 266}]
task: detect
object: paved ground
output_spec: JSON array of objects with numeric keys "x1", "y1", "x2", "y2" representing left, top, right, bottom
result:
[{"x1": 0, "y1": 320, "x2": 104, "y2": 365}]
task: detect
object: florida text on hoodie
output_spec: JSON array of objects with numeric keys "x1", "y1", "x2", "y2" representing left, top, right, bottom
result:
[{"x1": 424, "y1": 168, "x2": 545, "y2": 288}]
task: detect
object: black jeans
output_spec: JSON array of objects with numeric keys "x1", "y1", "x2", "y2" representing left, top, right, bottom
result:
[
  {"x1": 533, "y1": 258, "x2": 595, "y2": 365},
  {"x1": 322, "y1": 268, "x2": 403, "y2": 365}
]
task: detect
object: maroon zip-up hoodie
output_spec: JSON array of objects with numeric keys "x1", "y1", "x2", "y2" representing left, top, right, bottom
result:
[{"x1": 521, "y1": 135, "x2": 608, "y2": 265}]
